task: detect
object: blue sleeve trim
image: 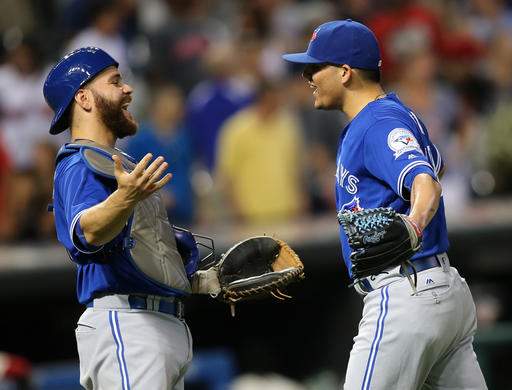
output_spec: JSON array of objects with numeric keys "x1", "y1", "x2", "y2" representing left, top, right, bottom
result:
[
  {"x1": 397, "y1": 161, "x2": 436, "y2": 200},
  {"x1": 70, "y1": 209, "x2": 105, "y2": 254},
  {"x1": 432, "y1": 144, "x2": 443, "y2": 174}
]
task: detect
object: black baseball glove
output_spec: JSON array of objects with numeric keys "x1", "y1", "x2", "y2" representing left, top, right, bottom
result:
[
  {"x1": 216, "y1": 236, "x2": 304, "y2": 315},
  {"x1": 337, "y1": 208, "x2": 422, "y2": 280}
]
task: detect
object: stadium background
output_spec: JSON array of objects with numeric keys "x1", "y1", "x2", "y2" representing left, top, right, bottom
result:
[{"x1": 0, "y1": 0, "x2": 511, "y2": 389}]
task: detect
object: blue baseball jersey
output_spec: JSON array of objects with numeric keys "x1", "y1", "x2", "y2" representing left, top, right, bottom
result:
[
  {"x1": 53, "y1": 148, "x2": 187, "y2": 304},
  {"x1": 335, "y1": 93, "x2": 449, "y2": 277}
]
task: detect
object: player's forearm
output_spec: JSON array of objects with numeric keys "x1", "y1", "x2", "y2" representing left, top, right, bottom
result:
[
  {"x1": 79, "y1": 189, "x2": 137, "y2": 246},
  {"x1": 408, "y1": 173, "x2": 442, "y2": 231}
]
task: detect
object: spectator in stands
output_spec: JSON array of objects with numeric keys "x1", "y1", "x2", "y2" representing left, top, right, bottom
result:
[
  {"x1": 216, "y1": 81, "x2": 306, "y2": 223},
  {"x1": 186, "y1": 42, "x2": 254, "y2": 172},
  {"x1": 65, "y1": 0, "x2": 133, "y2": 77},
  {"x1": 465, "y1": 0, "x2": 512, "y2": 44},
  {"x1": 472, "y1": 30, "x2": 512, "y2": 195},
  {"x1": 392, "y1": 45, "x2": 459, "y2": 147},
  {"x1": 2, "y1": 168, "x2": 40, "y2": 241},
  {"x1": 0, "y1": 139, "x2": 11, "y2": 241},
  {"x1": 146, "y1": 0, "x2": 230, "y2": 93},
  {"x1": 126, "y1": 84, "x2": 195, "y2": 224},
  {"x1": 0, "y1": 141, "x2": 57, "y2": 242},
  {"x1": 0, "y1": 0, "x2": 37, "y2": 37},
  {"x1": 32, "y1": 141, "x2": 57, "y2": 240},
  {"x1": 0, "y1": 38, "x2": 56, "y2": 169},
  {"x1": 367, "y1": 0, "x2": 444, "y2": 80}
]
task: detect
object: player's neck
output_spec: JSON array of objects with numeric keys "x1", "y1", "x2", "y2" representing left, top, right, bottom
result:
[
  {"x1": 343, "y1": 84, "x2": 385, "y2": 121},
  {"x1": 71, "y1": 118, "x2": 116, "y2": 148}
]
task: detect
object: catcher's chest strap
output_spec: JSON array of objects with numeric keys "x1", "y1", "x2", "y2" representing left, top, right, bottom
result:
[{"x1": 354, "y1": 253, "x2": 449, "y2": 295}]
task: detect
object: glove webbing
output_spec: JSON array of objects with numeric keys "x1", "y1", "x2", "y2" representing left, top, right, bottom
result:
[
  {"x1": 224, "y1": 267, "x2": 304, "y2": 317},
  {"x1": 223, "y1": 267, "x2": 304, "y2": 302}
]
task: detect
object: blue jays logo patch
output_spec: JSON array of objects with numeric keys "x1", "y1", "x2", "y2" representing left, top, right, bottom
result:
[
  {"x1": 341, "y1": 196, "x2": 363, "y2": 212},
  {"x1": 387, "y1": 128, "x2": 422, "y2": 159}
]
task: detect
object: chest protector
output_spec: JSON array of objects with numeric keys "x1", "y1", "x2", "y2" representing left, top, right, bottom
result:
[{"x1": 57, "y1": 139, "x2": 191, "y2": 294}]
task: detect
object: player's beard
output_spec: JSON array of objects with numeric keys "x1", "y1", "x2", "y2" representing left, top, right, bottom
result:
[{"x1": 92, "y1": 90, "x2": 138, "y2": 139}]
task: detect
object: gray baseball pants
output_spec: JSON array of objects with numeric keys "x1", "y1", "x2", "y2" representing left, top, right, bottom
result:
[
  {"x1": 344, "y1": 263, "x2": 487, "y2": 390},
  {"x1": 75, "y1": 295, "x2": 193, "y2": 389}
]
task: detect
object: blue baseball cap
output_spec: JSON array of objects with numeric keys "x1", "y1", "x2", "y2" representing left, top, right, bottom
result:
[{"x1": 282, "y1": 19, "x2": 381, "y2": 70}]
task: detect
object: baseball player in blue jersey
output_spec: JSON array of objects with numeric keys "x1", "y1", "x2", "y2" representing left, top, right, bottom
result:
[
  {"x1": 43, "y1": 47, "x2": 222, "y2": 389},
  {"x1": 284, "y1": 20, "x2": 487, "y2": 389}
]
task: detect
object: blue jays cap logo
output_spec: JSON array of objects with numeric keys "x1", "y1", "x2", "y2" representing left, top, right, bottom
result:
[{"x1": 310, "y1": 27, "x2": 320, "y2": 42}]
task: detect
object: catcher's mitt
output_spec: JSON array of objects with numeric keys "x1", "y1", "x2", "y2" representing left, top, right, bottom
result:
[
  {"x1": 217, "y1": 236, "x2": 304, "y2": 315},
  {"x1": 337, "y1": 208, "x2": 422, "y2": 281}
]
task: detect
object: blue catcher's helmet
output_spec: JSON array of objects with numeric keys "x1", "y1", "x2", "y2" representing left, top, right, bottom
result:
[{"x1": 43, "y1": 47, "x2": 119, "y2": 134}]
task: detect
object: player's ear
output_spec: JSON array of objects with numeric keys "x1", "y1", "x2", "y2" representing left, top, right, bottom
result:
[
  {"x1": 339, "y1": 65, "x2": 352, "y2": 85},
  {"x1": 74, "y1": 88, "x2": 93, "y2": 112}
]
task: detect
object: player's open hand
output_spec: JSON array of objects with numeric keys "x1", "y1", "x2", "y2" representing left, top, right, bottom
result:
[{"x1": 112, "y1": 153, "x2": 172, "y2": 203}]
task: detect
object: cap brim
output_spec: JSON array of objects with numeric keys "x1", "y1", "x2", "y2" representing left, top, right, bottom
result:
[{"x1": 282, "y1": 52, "x2": 325, "y2": 64}]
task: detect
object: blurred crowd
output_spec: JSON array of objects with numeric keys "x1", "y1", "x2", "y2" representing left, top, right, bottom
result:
[{"x1": 1, "y1": 0, "x2": 512, "y2": 243}]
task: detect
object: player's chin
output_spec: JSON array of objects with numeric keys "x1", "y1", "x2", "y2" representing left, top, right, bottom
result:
[
  {"x1": 313, "y1": 97, "x2": 337, "y2": 110},
  {"x1": 117, "y1": 122, "x2": 138, "y2": 138},
  {"x1": 313, "y1": 96, "x2": 324, "y2": 109},
  {"x1": 121, "y1": 115, "x2": 139, "y2": 137}
]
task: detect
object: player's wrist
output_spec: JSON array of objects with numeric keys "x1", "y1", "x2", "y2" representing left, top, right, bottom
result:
[
  {"x1": 110, "y1": 188, "x2": 139, "y2": 209},
  {"x1": 404, "y1": 215, "x2": 423, "y2": 237}
]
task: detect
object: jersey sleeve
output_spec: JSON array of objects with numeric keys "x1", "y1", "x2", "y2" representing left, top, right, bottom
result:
[
  {"x1": 426, "y1": 143, "x2": 444, "y2": 177},
  {"x1": 363, "y1": 121, "x2": 437, "y2": 200},
  {"x1": 55, "y1": 161, "x2": 113, "y2": 253}
]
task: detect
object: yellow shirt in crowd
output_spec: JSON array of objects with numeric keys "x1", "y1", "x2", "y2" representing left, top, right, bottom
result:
[{"x1": 216, "y1": 107, "x2": 304, "y2": 222}]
